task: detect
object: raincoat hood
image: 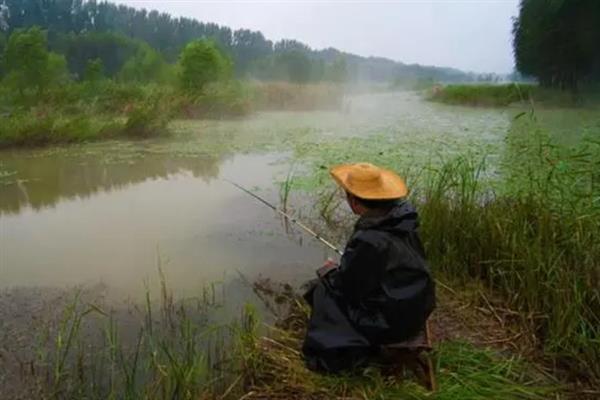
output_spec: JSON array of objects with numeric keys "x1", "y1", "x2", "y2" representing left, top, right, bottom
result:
[{"x1": 355, "y1": 201, "x2": 419, "y2": 233}]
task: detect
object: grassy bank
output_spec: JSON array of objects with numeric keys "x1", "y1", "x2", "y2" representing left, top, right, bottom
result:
[
  {"x1": 0, "y1": 80, "x2": 347, "y2": 149},
  {"x1": 0, "y1": 103, "x2": 170, "y2": 148},
  {"x1": 427, "y1": 83, "x2": 600, "y2": 107},
  {"x1": 236, "y1": 280, "x2": 559, "y2": 399},
  {"x1": 297, "y1": 114, "x2": 600, "y2": 386},
  {"x1": 428, "y1": 84, "x2": 538, "y2": 107},
  {"x1": 418, "y1": 150, "x2": 600, "y2": 384},
  {"x1": 3, "y1": 275, "x2": 563, "y2": 399},
  {"x1": 0, "y1": 80, "x2": 248, "y2": 148}
]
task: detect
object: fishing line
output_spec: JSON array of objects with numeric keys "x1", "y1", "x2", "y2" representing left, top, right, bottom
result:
[{"x1": 225, "y1": 179, "x2": 344, "y2": 256}]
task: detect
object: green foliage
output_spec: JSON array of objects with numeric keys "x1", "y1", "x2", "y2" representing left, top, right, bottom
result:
[
  {"x1": 429, "y1": 83, "x2": 596, "y2": 107},
  {"x1": 0, "y1": 111, "x2": 119, "y2": 148},
  {"x1": 119, "y1": 43, "x2": 169, "y2": 83},
  {"x1": 123, "y1": 100, "x2": 170, "y2": 138},
  {"x1": 187, "y1": 81, "x2": 253, "y2": 118},
  {"x1": 83, "y1": 58, "x2": 105, "y2": 83},
  {"x1": 513, "y1": 0, "x2": 600, "y2": 90},
  {"x1": 249, "y1": 51, "x2": 317, "y2": 84},
  {"x1": 178, "y1": 39, "x2": 231, "y2": 93},
  {"x1": 0, "y1": 85, "x2": 172, "y2": 148},
  {"x1": 2, "y1": 27, "x2": 71, "y2": 101},
  {"x1": 3, "y1": 27, "x2": 50, "y2": 94},
  {"x1": 55, "y1": 31, "x2": 139, "y2": 79},
  {"x1": 278, "y1": 50, "x2": 312, "y2": 84},
  {"x1": 7, "y1": 275, "x2": 233, "y2": 398},
  {"x1": 0, "y1": 32, "x2": 6, "y2": 77},
  {"x1": 286, "y1": 109, "x2": 600, "y2": 384},
  {"x1": 234, "y1": 286, "x2": 556, "y2": 399},
  {"x1": 45, "y1": 52, "x2": 70, "y2": 88},
  {"x1": 429, "y1": 84, "x2": 537, "y2": 107},
  {"x1": 232, "y1": 29, "x2": 273, "y2": 76},
  {"x1": 327, "y1": 55, "x2": 348, "y2": 83},
  {"x1": 416, "y1": 128, "x2": 600, "y2": 382},
  {"x1": 2, "y1": 0, "x2": 475, "y2": 84}
]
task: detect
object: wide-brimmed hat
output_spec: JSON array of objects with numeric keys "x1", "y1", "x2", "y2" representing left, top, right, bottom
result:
[{"x1": 330, "y1": 162, "x2": 408, "y2": 200}]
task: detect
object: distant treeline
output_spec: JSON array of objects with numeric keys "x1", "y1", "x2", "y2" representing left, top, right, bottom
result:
[
  {"x1": 0, "y1": 0, "x2": 474, "y2": 84},
  {"x1": 513, "y1": 0, "x2": 600, "y2": 90}
]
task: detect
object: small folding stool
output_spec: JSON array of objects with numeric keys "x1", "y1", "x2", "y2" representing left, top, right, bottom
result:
[{"x1": 380, "y1": 320, "x2": 437, "y2": 391}]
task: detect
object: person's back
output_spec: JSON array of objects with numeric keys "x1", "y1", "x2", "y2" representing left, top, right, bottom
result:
[{"x1": 302, "y1": 163, "x2": 436, "y2": 373}]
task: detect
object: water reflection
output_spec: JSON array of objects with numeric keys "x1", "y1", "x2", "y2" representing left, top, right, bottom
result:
[
  {"x1": 0, "y1": 144, "x2": 225, "y2": 214},
  {"x1": 0, "y1": 150, "x2": 324, "y2": 291}
]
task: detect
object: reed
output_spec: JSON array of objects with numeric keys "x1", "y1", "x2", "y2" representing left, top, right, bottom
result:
[
  {"x1": 279, "y1": 167, "x2": 296, "y2": 213},
  {"x1": 232, "y1": 280, "x2": 556, "y2": 399},
  {"x1": 15, "y1": 267, "x2": 243, "y2": 399},
  {"x1": 415, "y1": 119, "x2": 600, "y2": 383},
  {"x1": 429, "y1": 83, "x2": 536, "y2": 107}
]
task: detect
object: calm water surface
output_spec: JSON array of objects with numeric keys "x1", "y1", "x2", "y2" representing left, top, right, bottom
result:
[{"x1": 0, "y1": 93, "x2": 512, "y2": 294}]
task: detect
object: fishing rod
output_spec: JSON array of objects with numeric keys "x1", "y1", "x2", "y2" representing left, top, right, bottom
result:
[{"x1": 225, "y1": 179, "x2": 344, "y2": 256}]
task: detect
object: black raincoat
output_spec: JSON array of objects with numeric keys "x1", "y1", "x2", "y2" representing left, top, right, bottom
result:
[{"x1": 302, "y1": 201, "x2": 436, "y2": 373}]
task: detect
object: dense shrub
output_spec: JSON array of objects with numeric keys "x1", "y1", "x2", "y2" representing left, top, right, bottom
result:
[
  {"x1": 0, "y1": 111, "x2": 122, "y2": 147},
  {"x1": 123, "y1": 101, "x2": 170, "y2": 138},
  {"x1": 178, "y1": 81, "x2": 253, "y2": 119}
]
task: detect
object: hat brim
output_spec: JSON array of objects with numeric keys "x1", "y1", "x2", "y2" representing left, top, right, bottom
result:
[{"x1": 330, "y1": 164, "x2": 408, "y2": 200}]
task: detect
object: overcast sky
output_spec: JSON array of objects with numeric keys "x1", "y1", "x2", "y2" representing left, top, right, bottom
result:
[{"x1": 116, "y1": 0, "x2": 519, "y2": 74}]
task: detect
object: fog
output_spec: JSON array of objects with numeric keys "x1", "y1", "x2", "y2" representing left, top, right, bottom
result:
[{"x1": 117, "y1": 0, "x2": 519, "y2": 74}]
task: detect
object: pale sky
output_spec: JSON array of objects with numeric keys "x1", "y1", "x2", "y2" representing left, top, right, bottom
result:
[{"x1": 116, "y1": 0, "x2": 519, "y2": 74}]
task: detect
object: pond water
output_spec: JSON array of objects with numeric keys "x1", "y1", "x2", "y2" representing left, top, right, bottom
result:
[{"x1": 0, "y1": 92, "x2": 516, "y2": 295}]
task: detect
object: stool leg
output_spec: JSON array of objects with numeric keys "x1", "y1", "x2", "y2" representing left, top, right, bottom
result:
[{"x1": 424, "y1": 320, "x2": 437, "y2": 392}]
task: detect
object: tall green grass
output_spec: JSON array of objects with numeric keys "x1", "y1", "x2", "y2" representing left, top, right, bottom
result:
[
  {"x1": 428, "y1": 84, "x2": 537, "y2": 107},
  {"x1": 0, "y1": 106, "x2": 169, "y2": 148},
  {"x1": 12, "y1": 273, "x2": 244, "y2": 399},
  {"x1": 416, "y1": 118, "x2": 600, "y2": 383},
  {"x1": 234, "y1": 281, "x2": 556, "y2": 399}
]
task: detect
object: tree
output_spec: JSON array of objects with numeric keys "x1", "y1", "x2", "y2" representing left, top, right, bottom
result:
[
  {"x1": 45, "y1": 52, "x2": 69, "y2": 87},
  {"x1": 4, "y1": 27, "x2": 49, "y2": 94},
  {"x1": 178, "y1": 39, "x2": 230, "y2": 92},
  {"x1": 276, "y1": 50, "x2": 312, "y2": 84},
  {"x1": 119, "y1": 43, "x2": 167, "y2": 83},
  {"x1": 55, "y1": 32, "x2": 138, "y2": 79},
  {"x1": 327, "y1": 56, "x2": 348, "y2": 83},
  {"x1": 232, "y1": 29, "x2": 272, "y2": 76},
  {"x1": 513, "y1": 0, "x2": 600, "y2": 90},
  {"x1": 0, "y1": 0, "x2": 475, "y2": 84},
  {"x1": 84, "y1": 58, "x2": 104, "y2": 83},
  {"x1": 0, "y1": 32, "x2": 6, "y2": 78},
  {"x1": 0, "y1": 3, "x2": 9, "y2": 32}
]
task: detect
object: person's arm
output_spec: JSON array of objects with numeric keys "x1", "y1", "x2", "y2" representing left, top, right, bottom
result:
[{"x1": 331, "y1": 234, "x2": 386, "y2": 306}]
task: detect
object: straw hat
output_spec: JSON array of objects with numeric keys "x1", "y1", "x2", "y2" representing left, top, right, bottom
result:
[{"x1": 330, "y1": 162, "x2": 408, "y2": 200}]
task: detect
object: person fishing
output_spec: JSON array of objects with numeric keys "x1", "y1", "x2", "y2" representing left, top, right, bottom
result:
[{"x1": 302, "y1": 162, "x2": 436, "y2": 373}]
